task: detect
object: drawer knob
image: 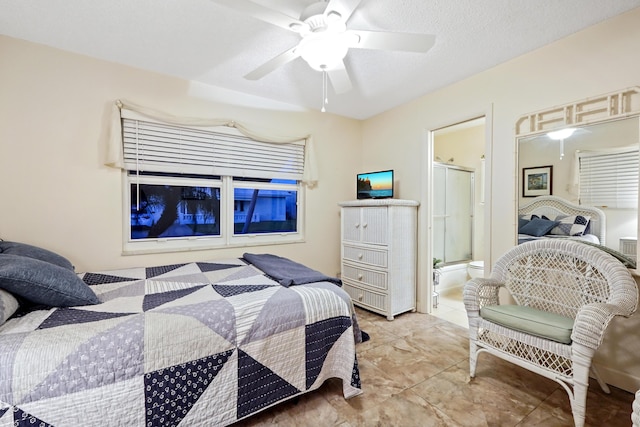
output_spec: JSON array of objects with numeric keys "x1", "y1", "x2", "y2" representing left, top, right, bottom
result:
[
  {"x1": 362, "y1": 222, "x2": 368, "y2": 228},
  {"x1": 358, "y1": 274, "x2": 363, "y2": 280},
  {"x1": 358, "y1": 294, "x2": 364, "y2": 301},
  {"x1": 358, "y1": 253, "x2": 363, "y2": 259},
  {"x1": 355, "y1": 223, "x2": 360, "y2": 228}
]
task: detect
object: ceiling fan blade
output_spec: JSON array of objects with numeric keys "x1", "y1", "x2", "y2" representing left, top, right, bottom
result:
[
  {"x1": 325, "y1": 0, "x2": 362, "y2": 23},
  {"x1": 211, "y1": 0, "x2": 304, "y2": 32},
  {"x1": 348, "y1": 30, "x2": 436, "y2": 53},
  {"x1": 244, "y1": 45, "x2": 300, "y2": 80},
  {"x1": 327, "y1": 62, "x2": 352, "y2": 94}
]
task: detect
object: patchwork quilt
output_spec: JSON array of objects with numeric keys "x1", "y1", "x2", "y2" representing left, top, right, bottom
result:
[{"x1": 0, "y1": 258, "x2": 362, "y2": 426}]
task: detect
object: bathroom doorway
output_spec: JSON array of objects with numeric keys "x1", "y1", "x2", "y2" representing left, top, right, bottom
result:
[
  {"x1": 433, "y1": 163, "x2": 474, "y2": 265},
  {"x1": 430, "y1": 117, "x2": 486, "y2": 328}
]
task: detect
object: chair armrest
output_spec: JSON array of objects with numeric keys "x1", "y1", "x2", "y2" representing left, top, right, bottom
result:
[
  {"x1": 572, "y1": 302, "x2": 634, "y2": 350},
  {"x1": 463, "y1": 278, "x2": 502, "y2": 312}
]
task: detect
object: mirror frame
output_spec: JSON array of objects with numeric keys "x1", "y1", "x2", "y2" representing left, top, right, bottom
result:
[
  {"x1": 515, "y1": 86, "x2": 640, "y2": 249},
  {"x1": 516, "y1": 87, "x2": 640, "y2": 137}
]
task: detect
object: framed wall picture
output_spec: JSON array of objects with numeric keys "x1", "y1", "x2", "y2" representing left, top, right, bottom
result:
[{"x1": 523, "y1": 166, "x2": 552, "y2": 197}]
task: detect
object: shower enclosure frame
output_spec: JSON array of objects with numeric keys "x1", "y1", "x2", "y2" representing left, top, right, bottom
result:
[{"x1": 432, "y1": 162, "x2": 475, "y2": 267}]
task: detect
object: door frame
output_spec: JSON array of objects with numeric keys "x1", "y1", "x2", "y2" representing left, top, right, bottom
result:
[{"x1": 418, "y1": 106, "x2": 493, "y2": 314}]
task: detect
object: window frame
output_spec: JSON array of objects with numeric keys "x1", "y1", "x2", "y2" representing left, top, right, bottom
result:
[
  {"x1": 226, "y1": 178, "x2": 304, "y2": 247},
  {"x1": 118, "y1": 112, "x2": 308, "y2": 255},
  {"x1": 122, "y1": 173, "x2": 304, "y2": 255}
]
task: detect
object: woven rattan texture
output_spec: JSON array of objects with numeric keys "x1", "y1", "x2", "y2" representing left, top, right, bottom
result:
[{"x1": 464, "y1": 239, "x2": 638, "y2": 427}]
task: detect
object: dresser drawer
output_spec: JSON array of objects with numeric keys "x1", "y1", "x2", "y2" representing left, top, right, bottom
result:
[
  {"x1": 342, "y1": 264, "x2": 387, "y2": 290},
  {"x1": 343, "y1": 245, "x2": 387, "y2": 268},
  {"x1": 342, "y1": 281, "x2": 387, "y2": 312}
]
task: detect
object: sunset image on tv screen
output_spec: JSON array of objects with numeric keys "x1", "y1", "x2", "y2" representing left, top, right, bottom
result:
[{"x1": 357, "y1": 170, "x2": 393, "y2": 199}]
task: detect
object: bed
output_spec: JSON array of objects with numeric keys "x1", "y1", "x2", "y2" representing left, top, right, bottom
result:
[
  {"x1": 0, "y1": 244, "x2": 362, "y2": 427},
  {"x1": 518, "y1": 195, "x2": 605, "y2": 245}
]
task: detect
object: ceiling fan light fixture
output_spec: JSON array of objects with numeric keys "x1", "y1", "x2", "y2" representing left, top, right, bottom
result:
[
  {"x1": 297, "y1": 33, "x2": 349, "y2": 71},
  {"x1": 547, "y1": 128, "x2": 577, "y2": 140},
  {"x1": 547, "y1": 127, "x2": 576, "y2": 160},
  {"x1": 217, "y1": 0, "x2": 436, "y2": 113}
]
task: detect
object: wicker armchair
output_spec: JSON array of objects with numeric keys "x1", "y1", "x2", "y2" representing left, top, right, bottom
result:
[
  {"x1": 464, "y1": 239, "x2": 638, "y2": 427},
  {"x1": 633, "y1": 390, "x2": 640, "y2": 427}
]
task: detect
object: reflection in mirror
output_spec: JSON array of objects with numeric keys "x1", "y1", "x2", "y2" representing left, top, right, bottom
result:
[{"x1": 518, "y1": 116, "x2": 640, "y2": 252}]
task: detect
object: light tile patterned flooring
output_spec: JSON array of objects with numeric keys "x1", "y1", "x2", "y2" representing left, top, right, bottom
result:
[
  {"x1": 235, "y1": 288, "x2": 635, "y2": 426},
  {"x1": 431, "y1": 286, "x2": 468, "y2": 329}
]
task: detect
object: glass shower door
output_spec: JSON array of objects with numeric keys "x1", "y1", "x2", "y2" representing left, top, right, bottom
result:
[{"x1": 433, "y1": 164, "x2": 474, "y2": 265}]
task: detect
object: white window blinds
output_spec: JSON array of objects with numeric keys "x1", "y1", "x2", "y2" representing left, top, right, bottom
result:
[
  {"x1": 122, "y1": 118, "x2": 305, "y2": 180},
  {"x1": 579, "y1": 147, "x2": 639, "y2": 208}
]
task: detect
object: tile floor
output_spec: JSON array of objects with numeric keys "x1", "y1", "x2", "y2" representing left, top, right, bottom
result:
[
  {"x1": 431, "y1": 286, "x2": 468, "y2": 329},
  {"x1": 234, "y1": 294, "x2": 635, "y2": 427}
]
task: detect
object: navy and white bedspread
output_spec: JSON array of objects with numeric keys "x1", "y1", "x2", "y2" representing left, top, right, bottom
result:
[{"x1": 0, "y1": 258, "x2": 362, "y2": 426}]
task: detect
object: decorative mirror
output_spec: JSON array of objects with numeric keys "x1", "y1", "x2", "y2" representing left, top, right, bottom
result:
[{"x1": 516, "y1": 87, "x2": 640, "y2": 254}]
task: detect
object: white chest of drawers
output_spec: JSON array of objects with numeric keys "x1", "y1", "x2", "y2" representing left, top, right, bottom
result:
[{"x1": 338, "y1": 199, "x2": 419, "y2": 320}]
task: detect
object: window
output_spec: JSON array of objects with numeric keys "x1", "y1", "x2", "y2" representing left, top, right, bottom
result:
[
  {"x1": 233, "y1": 179, "x2": 298, "y2": 235},
  {"x1": 579, "y1": 147, "x2": 639, "y2": 209},
  {"x1": 121, "y1": 112, "x2": 305, "y2": 254},
  {"x1": 129, "y1": 174, "x2": 221, "y2": 241}
]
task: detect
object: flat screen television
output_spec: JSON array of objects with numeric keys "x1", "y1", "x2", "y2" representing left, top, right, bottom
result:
[{"x1": 357, "y1": 169, "x2": 394, "y2": 199}]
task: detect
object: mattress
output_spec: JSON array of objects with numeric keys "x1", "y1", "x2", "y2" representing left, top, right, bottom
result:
[{"x1": 0, "y1": 257, "x2": 362, "y2": 426}]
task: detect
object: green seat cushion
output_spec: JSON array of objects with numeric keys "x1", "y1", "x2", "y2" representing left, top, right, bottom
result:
[{"x1": 480, "y1": 304, "x2": 574, "y2": 344}]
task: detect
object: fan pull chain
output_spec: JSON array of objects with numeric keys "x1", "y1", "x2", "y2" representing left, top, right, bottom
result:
[{"x1": 321, "y1": 68, "x2": 328, "y2": 112}]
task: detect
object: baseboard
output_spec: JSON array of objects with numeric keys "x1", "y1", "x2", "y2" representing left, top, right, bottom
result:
[{"x1": 593, "y1": 362, "x2": 640, "y2": 393}]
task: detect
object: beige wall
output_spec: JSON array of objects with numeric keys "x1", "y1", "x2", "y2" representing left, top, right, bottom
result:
[
  {"x1": 361, "y1": 8, "x2": 640, "y2": 391},
  {"x1": 0, "y1": 36, "x2": 362, "y2": 276}
]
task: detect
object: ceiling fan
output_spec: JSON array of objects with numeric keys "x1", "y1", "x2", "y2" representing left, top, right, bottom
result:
[{"x1": 211, "y1": 0, "x2": 436, "y2": 95}]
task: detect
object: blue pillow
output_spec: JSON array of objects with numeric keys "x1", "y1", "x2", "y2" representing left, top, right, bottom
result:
[
  {"x1": 0, "y1": 241, "x2": 74, "y2": 271},
  {"x1": 519, "y1": 218, "x2": 560, "y2": 237},
  {"x1": 518, "y1": 218, "x2": 530, "y2": 233},
  {"x1": 0, "y1": 254, "x2": 99, "y2": 307}
]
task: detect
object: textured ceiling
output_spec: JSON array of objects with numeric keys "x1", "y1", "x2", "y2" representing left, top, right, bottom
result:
[{"x1": 1, "y1": 0, "x2": 639, "y2": 119}]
